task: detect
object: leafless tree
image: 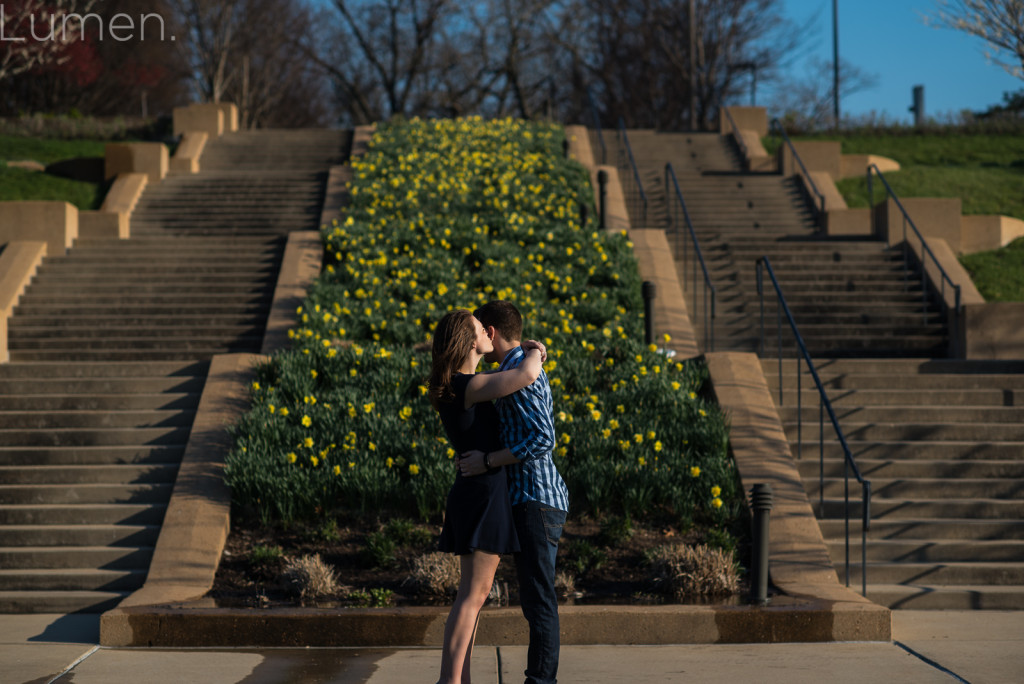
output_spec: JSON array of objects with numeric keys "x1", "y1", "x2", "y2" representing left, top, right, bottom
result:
[
  {"x1": 0, "y1": 0, "x2": 97, "y2": 83},
  {"x1": 577, "y1": 0, "x2": 809, "y2": 130},
  {"x1": 769, "y1": 58, "x2": 880, "y2": 131},
  {"x1": 928, "y1": 0, "x2": 1024, "y2": 80}
]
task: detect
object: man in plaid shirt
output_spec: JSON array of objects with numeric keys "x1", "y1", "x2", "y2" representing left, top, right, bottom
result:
[{"x1": 458, "y1": 300, "x2": 568, "y2": 684}]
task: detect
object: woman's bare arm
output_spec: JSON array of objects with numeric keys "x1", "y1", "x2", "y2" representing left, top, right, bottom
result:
[{"x1": 464, "y1": 347, "x2": 542, "y2": 405}]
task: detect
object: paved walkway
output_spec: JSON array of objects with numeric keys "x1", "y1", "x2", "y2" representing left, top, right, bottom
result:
[{"x1": 4, "y1": 611, "x2": 1023, "y2": 683}]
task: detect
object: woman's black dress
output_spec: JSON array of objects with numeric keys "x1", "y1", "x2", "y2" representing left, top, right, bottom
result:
[{"x1": 436, "y1": 373, "x2": 520, "y2": 555}]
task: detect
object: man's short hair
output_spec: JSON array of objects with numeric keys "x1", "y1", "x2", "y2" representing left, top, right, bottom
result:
[{"x1": 474, "y1": 300, "x2": 523, "y2": 342}]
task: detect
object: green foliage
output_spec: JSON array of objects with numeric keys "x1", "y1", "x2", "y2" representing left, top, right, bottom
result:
[
  {"x1": 225, "y1": 117, "x2": 739, "y2": 531},
  {"x1": 0, "y1": 134, "x2": 106, "y2": 164},
  {"x1": 563, "y1": 539, "x2": 607, "y2": 576},
  {"x1": 597, "y1": 515, "x2": 634, "y2": 548},
  {"x1": 362, "y1": 531, "x2": 398, "y2": 569},
  {"x1": 348, "y1": 587, "x2": 395, "y2": 608},
  {"x1": 0, "y1": 165, "x2": 102, "y2": 209},
  {"x1": 960, "y1": 237, "x2": 1024, "y2": 302},
  {"x1": 248, "y1": 544, "x2": 284, "y2": 567}
]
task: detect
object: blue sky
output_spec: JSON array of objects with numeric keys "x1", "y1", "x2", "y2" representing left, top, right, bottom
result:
[{"x1": 777, "y1": 0, "x2": 1023, "y2": 122}]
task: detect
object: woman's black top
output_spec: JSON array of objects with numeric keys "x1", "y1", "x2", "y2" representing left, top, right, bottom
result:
[{"x1": 436, "y1": 373, "x2": 520, "y2": 555}]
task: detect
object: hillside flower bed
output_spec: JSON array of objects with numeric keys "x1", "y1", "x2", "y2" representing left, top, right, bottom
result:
[{"x1": 219, "y1": 117, "x2": 745, "y2": 605}]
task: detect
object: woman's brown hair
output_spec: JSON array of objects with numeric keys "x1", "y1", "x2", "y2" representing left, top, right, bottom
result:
[{"x1": 427, "y1": 310, "x2": 477, "y2": 409}]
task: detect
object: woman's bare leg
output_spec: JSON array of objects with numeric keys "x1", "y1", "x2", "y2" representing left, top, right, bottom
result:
[{"x1": 438, "y1": 551, "x2": 500, "y2": 684}]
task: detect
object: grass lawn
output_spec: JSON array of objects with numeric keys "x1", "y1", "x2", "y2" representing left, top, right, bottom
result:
[
  {"x1": 766, "y1": 133, "x2": 1024, "y2": 221},
  {"x1": 766, "y1": 130, "x2": 1024, "y2": 301},
  {"x1": 960, "y1": 237, "x2": 1024, "y2": 302},
  {"x1": 0, "y1": 166, "x2": 103, "y2": 210},
  {"x1": 0, "y1": 134, "x2": 107, "y2": 210}
]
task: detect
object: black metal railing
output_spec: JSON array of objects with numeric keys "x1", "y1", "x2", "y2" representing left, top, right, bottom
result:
[
  {"x1": 586, "y1": 89, "x2": 607, "y2": 165},
  {"x1": 757, "y1": 256, "x2": 871, "y2": 596},
  {"x1": 616, "y1": 117, "x2": 648, "y2": 228},
  {"x1": 664, "y1": 162, "x2": 716, "y2": 351},
  {"x1": 770, "y1": 118, "x2": 826, "y2": 226},
  {"x1": 867, "y1": 164, "x2": 962, "y2": 356}
]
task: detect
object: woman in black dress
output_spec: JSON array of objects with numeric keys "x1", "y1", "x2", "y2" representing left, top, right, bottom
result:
[{"x1": 428, "y1": 309, "x2": 545, "y2": 684}]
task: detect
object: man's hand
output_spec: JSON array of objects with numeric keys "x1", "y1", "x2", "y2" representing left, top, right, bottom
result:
[
  {"x1": 522, "y1": 339, "x2": 547, "y2": 363},
  {"x1": 458, "y1": 450, "x2": 489, "y2": 477}
]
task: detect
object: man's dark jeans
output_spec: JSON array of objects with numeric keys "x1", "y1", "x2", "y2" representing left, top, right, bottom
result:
[{"x1": 512, "y1": 501, "x2": 567, "y2": 684}]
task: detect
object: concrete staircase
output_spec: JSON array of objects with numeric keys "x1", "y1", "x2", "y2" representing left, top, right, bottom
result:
[
  {"x1": 765, "y1": 358, "x2": 1024, "y2": 609},
  {"x1": 620, "y1": 130, "x2": 948, "y2": 357},
  {"x1": 0, "y1": 128, "x2": 349, "y2": 613},
  {"x1": 621, "y1": 128, "x2": 1021, "y2": 609}
]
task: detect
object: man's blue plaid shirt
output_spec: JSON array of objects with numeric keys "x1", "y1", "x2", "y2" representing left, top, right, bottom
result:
[{"x1": 495, "y1": 346, "x2": 569, "y2": 512}]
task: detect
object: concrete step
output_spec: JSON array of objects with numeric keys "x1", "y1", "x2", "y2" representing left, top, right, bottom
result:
[
  {"x1": 817, "y1": 422, "x2": 1024, "y2": 441},
  {"x1": 17, "y1": 292, "x2": 271, "y2": 306},
  {"x1": 0, "y1": 410, "x2": 195, "y2": 429},
  {"x1": 0, "y1": 504, "x2": 166, "y2": 525},
  {"x1": 842, "y1": 562, "x2": 1024, "y2": 585},
  {"x1": 0, "y1": 568, "x2": 146, "y2": 591},
  {"x1": 0, "y1": 360, "x2": 209, "y2": 378},
  {"x1": 0, "y1": 464, "x2": 178, "y2": 485},
  {"x1": 9, "y1": 336, "x2": 263, "y2": 351},
  {"x1": 865, "y1": 584, "x2": 1024, "y2": 610},
  {"x1": 795, "y1": 440, "x2": 1024, "y2": 462},
  {"x1": 0, "y1": 445, "x2": 185, "y2": 466},
  {"x1": 9, "y1": 325, "x2": 263, "y2": 340},
  {"x1": 0, "y1": 426, "x2": 189, "y2": 447},
  {"x1": 801, "y1": 459, "x2": 1024, "y2": 479},
  {"x1": 0, "y1": 545, "x2": 153, "y2": 569},
  {"x1": 0, "y1": 524, "x2": 159, "y2": 546},
  {"x1": 9, "y1": 315, "x2": 264, "y2": 329},
  {"x1": 818, "y1": 518, "x2": 1024, "y2": 540},
  {"x1": 0, "y1": 483, "x2": 173, "y2": 504},
  {"x1": 12, "y1": 303, "x2": 268, "y2": 317},
  {"x1": 0, "y1": 589, "x2": 129, "y2": 613},
  {"x1": 0, "y1": 376, "x2": 206, "y2": 394},
  {"x1": 24, "y1": 283, "x2": 273, "y2": 296},
  {"x1": 777, "y1": 405, "x2": 1024, "y2": 424},
  {"x1": 817, "y1": 497, "x2": 1024, "y2": 519},
  {"x1": 769, "y1": 388, "x2": 1013, "y2": 407},
  {"x1": 0, "y1": 393, "x2": 200, "y2": 411},
  {"x1": 9, "y1": 349, "x2": 254, "y2": 362},
  {"x1": 809, "y1": 477, "x2": 1024, "y2": 499},
  {"x1": 828, "y1": 539, "x2": 1024, "y2": 563}
]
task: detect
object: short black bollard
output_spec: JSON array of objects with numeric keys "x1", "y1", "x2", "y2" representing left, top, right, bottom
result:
[
  {"x1": 642, "y1": 281, "x2": 656, "y2": 345},
  {"x1": 597, "y1": 169, "x2": 608, "y2": 231},
  {"x1": 750, "y1": 483, "x2": 773, "y2": 606},
  {"x1": 562, "y1": 138, "x2": 570, "y2": 158},
  {"x1": 579, "y1": 201, "x2": 589, "y2": 229}
]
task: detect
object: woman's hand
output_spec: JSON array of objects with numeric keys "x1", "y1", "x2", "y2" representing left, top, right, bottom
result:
[
  {"x1": 457, "y1": 450, "x2": 489, "y2": 477},
  {"x1": 522, "y1": 339, "x2": 547, "y2": 363}
]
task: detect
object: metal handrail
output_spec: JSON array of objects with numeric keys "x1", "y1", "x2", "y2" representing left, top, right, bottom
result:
[
  {"x1": 721, "y1": 104, "x2": 749, "y2": 160},
  {"x1": 616, "y1": 117, "x2": 648, "y2": 228},
  {"x1": 664, "y1": 162, "x2": 716, "y2": 351},
  {"x1": 867, "y1": 164, "x2": 962, "y2": 356},
  {"x1": 770, "y1": 118, "x2": 826, "y2": 223},
  {"x1": 756, "y1": 256, "x2": 871, "y2": 596},
  {"x1": 586, "y1": 88, "x2": 607, "y2": 165}
]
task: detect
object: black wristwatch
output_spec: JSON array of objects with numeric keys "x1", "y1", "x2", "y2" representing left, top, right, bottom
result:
[{"x1": 484, "y1": 452, "x2": 492, "y2": 470}]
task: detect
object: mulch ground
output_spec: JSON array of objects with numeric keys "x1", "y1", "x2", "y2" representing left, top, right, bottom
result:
[{"x1": 210, "y1": 516, "x2": 747, "y2": 608}]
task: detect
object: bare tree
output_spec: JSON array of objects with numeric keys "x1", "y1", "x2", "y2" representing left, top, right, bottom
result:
[
  {"x1": 299, "y1": 0, "x2": 455, "y2": 125},
  {"x1": 168, "y1": 0, "x2": 239, "y2": 102},
  {"x1": 0, "y1": 0, "x2": 97, "y2": 83},
  {"x1": 580, "y1": 0, "x2": 808, "y2": 130},
  {"x1": 929, "y1": 0, "x2": 1024, "y2": 80},
  {"x1": 769, "y1": 58, "x2": 879, "y2": 131}
]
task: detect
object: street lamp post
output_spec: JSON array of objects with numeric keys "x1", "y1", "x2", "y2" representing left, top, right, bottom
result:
[{"x1": 833, "y1": 0, "x2": 840, "y2": 130}]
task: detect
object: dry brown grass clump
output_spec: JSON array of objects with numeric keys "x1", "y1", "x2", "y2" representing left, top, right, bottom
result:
[
  {"x1": 406, "y1": 552, "x2": 461, "y2": 598},
  {"x1": 281, "y1": 554, "x2": 340, "y2": 599},
  {"x1": 646, "y1": 543, "x2": 739, "y2": 600}
]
